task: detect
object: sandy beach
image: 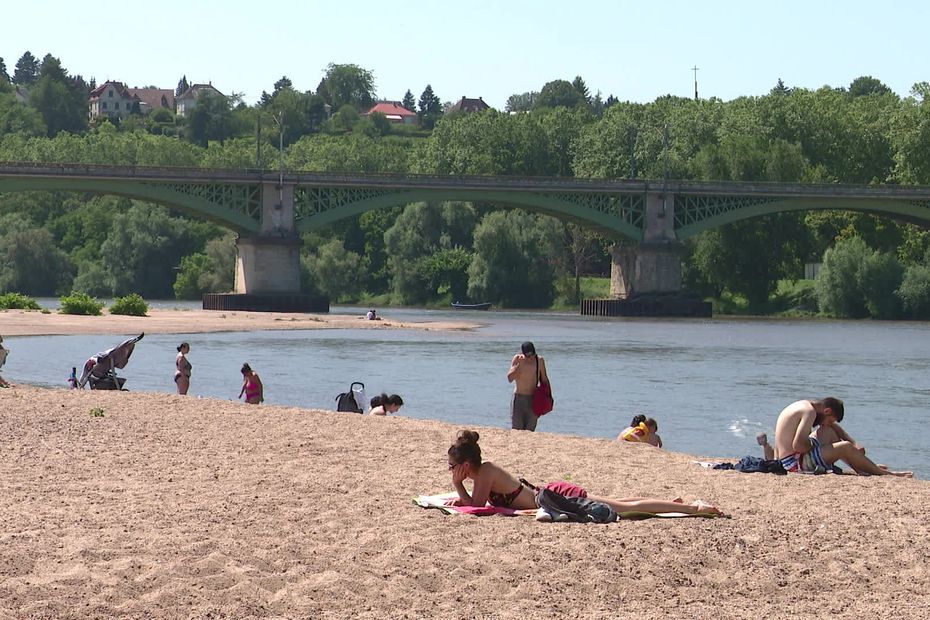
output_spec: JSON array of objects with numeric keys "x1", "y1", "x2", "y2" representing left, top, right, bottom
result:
[
  {"x1": 0, "y1": 308, "x2": 478, "y2": 337},
  {"x1": 1, "y1": 382, "x2": 927, "y2": 619}
]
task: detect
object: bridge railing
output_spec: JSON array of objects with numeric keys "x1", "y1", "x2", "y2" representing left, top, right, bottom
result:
[{"x1": 3, "y1": 160, "x2": 930, "y2": 199}]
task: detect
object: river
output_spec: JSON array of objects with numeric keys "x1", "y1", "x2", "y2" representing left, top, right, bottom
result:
[{"x1": 4, "y1": 304, "x2": 929, "y2": 478}]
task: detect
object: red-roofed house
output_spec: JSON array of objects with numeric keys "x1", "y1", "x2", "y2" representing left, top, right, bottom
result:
[
  {"x1": 448, "y1": 96, "x2": 491, "y2": 113},
  {"x1": 364, "y1": 101, "x2": 418, "y2": 125},
  {"x1": 129, "y1": 87, "x2": 175, "y2": 115},
  {"x1": 88, "y1": 81, "x2": 135, "y2": 121}
]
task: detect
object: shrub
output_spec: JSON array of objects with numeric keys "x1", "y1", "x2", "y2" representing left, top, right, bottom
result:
[
  {"x1": 110, "y1": 293, "x2": 149, "y2": 316},
  {"x1": 897, "y1": 263, "x2": 930, "y2": 319},
  {"x1": 859, "y1": 252, "x2": 904, "y2": 319},
  {"x1": 0, "y1": 292, "x2": 41, "y2": 310},
  {"x1": 59, "y1": 292, "x2": 104, "y2": 316},
  {"x1": 816, "y1": 237, "x2": 871, "y2": 318}
]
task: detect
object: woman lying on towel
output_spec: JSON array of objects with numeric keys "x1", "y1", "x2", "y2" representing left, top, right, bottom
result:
[{"x1": 447, "y1": 430, "x2": 722, "y2": 515}]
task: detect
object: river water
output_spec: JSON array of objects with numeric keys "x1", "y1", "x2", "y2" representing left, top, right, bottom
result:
[{"x1": 4, "y1": 305, "x2": 929, "y2": 478}]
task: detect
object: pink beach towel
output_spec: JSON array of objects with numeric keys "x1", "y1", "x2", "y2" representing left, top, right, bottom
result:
[{"x1": 413, "y1": 492, "x2": 526, "y2": 516}]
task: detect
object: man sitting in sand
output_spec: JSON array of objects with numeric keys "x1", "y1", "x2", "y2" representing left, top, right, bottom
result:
[{"x1": 770, "y1": 397, "x2": 912, "y2": 477}]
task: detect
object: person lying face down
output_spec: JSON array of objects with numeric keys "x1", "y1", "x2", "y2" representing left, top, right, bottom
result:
[{"x1": 446, "y1": 430, "x2": 722, "y2": 515}]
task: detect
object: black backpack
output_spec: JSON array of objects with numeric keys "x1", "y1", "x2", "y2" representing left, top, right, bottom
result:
[{"x1": 335, "y1": 381, "x2": 365, "y2": 413}]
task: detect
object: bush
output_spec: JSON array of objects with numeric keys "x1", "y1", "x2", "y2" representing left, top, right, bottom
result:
[
  {"x1": 0, "y1": 292, "x2": 41, "y2": 310},
  {"x1": 897, "y1": 263, "x2": 930, "y2": 318},
  {"x1": 110, "y1": 293, "x2": 149, "y2": 316},
  {"x1": 816, "y1": 237, "x2": 871, "y2": 318},
  {"x1": 59, "y1": 292, "x2": 104, "y2": 316}
]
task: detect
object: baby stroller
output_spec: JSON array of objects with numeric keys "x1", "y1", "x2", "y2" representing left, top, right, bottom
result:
[{"x1": 77, "y1": 333, "x2": 144, "y2": 390}]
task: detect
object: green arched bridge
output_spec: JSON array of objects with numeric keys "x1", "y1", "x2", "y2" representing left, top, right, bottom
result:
[{"x1": 3, "y1": 162, "x2": 930, "y2": 297}]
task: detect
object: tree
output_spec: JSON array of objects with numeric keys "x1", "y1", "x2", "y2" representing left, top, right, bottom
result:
[
  {"x1": 770, "y1": 78, "x2": 791, "y2": 96},
  {"x1": 99, "y1": 205, "x2": 203, "y2": 298},
  {"x1": 13, "y1": 52, "x2": 39, "y2": 86},
  {"x1": 383, "y1": 202, "x2": 476, "y2": 304},
  {"x1": 0, "y1": 91, "x2": 46, "y2": 136},
  {"x1": 186, "y1": 91, "x2": 233, "y2": 146},
  {"x1": 317, "y1": 63, "x2": 375, "y2": 111},
  {"x1": 897, "y1": 262, "x2": 930, "y2": 318},
  {"x1": 417, "y1": 84, "x2": 442, "y2": 130},
  {"x1": 535, "y1": 79, "x2": 585, "y2": 109},
  {"x1": 302, "y1": 238, "x2": 365, "y2": 300},
  {"x1": 848, "y1": 76, "x2": 892, "y2": 98},
  {"x1": 172, "y1": 234, "x2": 235, "y2": 298},
  {"x1": 176, "y1": 75, "x2": 189, "y2": 97},
  {"x1": 505, "y1": 91, "x2": 537, "y2": 113},
  {"x1": 468, "y1": 210, "x2": 557, "y2": 308},
  {"x1": 0, "y1": 214, "x2": 73, "y2": 295},
  {"x1": 0, "y1": 57, "x2": 10, "y2": 84},
  {"x1": 262, "y1": 86, "x2": 326, "y2": 146},
  {"x1": 571, "y1": 76, "x2": 591, "y2": 104},
  {"x1": 401, "y1": 89, "x2": 416, "y2": 111},
  {"x1": 816, "y1": 236, "x2": 872, "y2": 318},
  {"x1": 29, "y1": 55, "x2": 88, "y2": 136}
]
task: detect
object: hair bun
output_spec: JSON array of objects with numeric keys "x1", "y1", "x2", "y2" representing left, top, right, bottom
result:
[{"x1": 456, "y1": 430, "x2": 479, "y2": 445}]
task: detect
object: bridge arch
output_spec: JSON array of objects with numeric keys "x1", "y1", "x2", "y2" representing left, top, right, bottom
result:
[
  {"x1": 673, "y1": 194, "x2": 930, "y2": 240},
  {"x1": 293, "y1": 186, "x2": 645, "y2": 240},
  {"x1": 0, "y1": 176, "x2": 262, "y2": 233}
]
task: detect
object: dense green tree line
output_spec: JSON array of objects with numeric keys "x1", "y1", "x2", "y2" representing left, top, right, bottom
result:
[{"x1": 2, "y1": 51, "x2": 930, "y2": 316}]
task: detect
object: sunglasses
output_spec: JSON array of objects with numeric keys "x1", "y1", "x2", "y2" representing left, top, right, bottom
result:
[{"x1": 448, "y1": 462, "x2": 458, "y2": 470}]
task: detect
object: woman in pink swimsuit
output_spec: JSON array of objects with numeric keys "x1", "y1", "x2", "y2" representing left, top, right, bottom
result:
[{"x1": 238, "y1": 363, "x2": 263, "y2": 404}]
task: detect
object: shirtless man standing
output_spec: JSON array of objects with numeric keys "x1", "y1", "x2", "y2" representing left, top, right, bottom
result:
[
  {"x1": 507, "y1": 341, "x2": 549, "y2": 432},
  {"x1": 773, "y1": 397, "x2": 912, "y2": 477}
]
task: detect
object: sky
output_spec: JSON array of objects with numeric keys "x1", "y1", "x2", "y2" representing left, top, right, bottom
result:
[{"x1": 4, "y1": 0, "x2": 929, "y2": 109}]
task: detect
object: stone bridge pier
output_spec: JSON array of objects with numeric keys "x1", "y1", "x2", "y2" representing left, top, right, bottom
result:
[
  {"x1": 234, "y1": 182, "x2": 301, "y2": 294},
  {"x1": 204, "y1": 182, "x2": 327, "y2": 312},
  {"x1": 609, "y1": 192, "x2": 682, "y2": 298}
]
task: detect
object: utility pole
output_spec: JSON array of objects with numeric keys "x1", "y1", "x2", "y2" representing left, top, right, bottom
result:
[{"x1": 692, "y1": 65, "x2": 699, "y2": 100}]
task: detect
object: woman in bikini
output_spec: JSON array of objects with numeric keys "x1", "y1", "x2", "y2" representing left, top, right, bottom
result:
[
  {"x1": 175, "y1": 342, "x2": 192, "y2": 395},
  {"x1": 238, "y1": 363, "x2": 263, "y2": 404},
  {"x1": 447, "y1": 430, "x2": 722, "y2": 515}
]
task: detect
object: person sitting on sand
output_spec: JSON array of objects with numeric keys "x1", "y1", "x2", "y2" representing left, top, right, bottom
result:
[
  {"x1": 369, "y1": 393, "x2": 403, "y2": 415},
  {"x1": 447, "y1": 430, "x2": 722, "y2": 515},
  {"x1": 238, "y1": 363, "x2": 264, "y2": 404},
  {"x1": 618, "y1": 414, "x2": 663, "y2": 448},
  {"x1": 366, "y1": 309, "x2": 381, "y2": 321},
  {"x1": 773, "y1": 398, "x2": 912, "y2": 477}
]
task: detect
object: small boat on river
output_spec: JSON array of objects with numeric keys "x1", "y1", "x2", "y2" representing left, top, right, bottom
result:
[{"x1": 451, "y1": 301, "x2": 492, "y2": 311}]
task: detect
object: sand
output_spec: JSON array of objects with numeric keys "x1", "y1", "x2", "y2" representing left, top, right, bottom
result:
[
  {"x1": 1, "y1": 383, "x2": 927, "y2": 620},
  {"x1": 0, "y1": 308, "x2": 478, "y2": 337}
]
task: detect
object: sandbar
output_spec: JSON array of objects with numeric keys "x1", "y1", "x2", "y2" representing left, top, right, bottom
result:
[{"x1": 0, "y1": 308, "x2": 479, "y2": 337}]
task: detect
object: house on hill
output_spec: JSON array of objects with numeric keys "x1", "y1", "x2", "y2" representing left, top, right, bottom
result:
[
  {"x1": 363, "y1": 101, "x2": 418, "y2": 124},
  {"x1": 176, "y1": 83, "x2": 225, "y2": 117},
  {"x1": 88, "y1": 81, "x2": 135, "y2": 121},
  {"x1": 129, "y1": 87, "x2": 175, "y2": 115},
  {"x1": 448, "y1": 96, "x2": 491, "y2": 113}
]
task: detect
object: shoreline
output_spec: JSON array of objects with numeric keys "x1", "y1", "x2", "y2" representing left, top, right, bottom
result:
[
  {"x1": 0, "y1": 307, "x2": 480, "y2": 337},
  {"x1": 0, "y1": 384, "x2": 927, "y2": 618}
]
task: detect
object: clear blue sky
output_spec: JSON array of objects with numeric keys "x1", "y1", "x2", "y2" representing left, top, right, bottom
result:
[{"x1": 4, "y1": 0, "x2": 929, "y2": 109}]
